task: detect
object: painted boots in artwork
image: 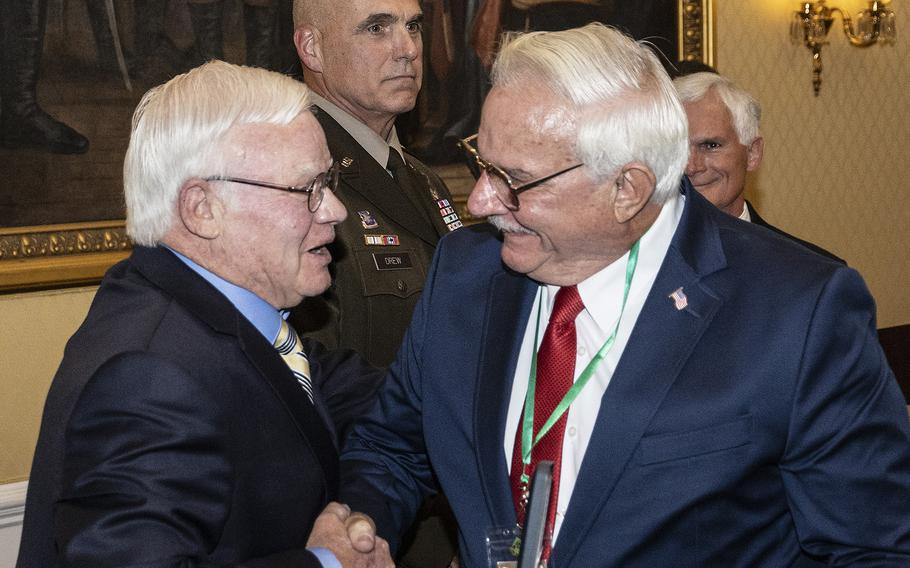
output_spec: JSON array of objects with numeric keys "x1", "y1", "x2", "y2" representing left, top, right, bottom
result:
[{"x1": 0, "y1": 0, "x2": 89, "y2": 154}]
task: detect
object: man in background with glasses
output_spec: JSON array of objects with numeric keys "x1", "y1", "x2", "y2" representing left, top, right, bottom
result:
[
  {"x1": 18, "y1": 61, "x2": 393, "y2": 568},
  {"x1": 339, "y1": 24, "x2": 910, "y2": 566}
]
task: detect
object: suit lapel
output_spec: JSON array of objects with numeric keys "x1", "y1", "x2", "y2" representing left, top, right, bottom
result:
[
  {"x1": 238, "y1": 324, "x2": 340, "y2": 491},
  {"x1": 473, "y1": 267, "x2": 538, "y2": 526},
  {"x1": 315, "y1": 110, "x2": 439, "y2": 246},
  {"x1": 553, "y1": 187, "x2": 728, "y2": 565},
  {"x1": 133, "y1": 247, "x2": 340, "y2": 493}
]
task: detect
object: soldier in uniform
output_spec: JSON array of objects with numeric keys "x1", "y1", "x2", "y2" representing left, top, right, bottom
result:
[
  {"x1": 291, "y1": 1, "x2": 462, "y2": 566},
  {"x1": 290, "y1": 0, "x2": 462, "y2": 369}
]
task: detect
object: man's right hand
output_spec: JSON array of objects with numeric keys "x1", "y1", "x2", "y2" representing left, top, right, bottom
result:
[{"x1": 307, "y1": 502, "x2": 394, "y2": 567}]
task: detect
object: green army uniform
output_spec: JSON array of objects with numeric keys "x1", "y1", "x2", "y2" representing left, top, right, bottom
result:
[
  {"x1": 289, "y1": 107, "x2": 463, "y2": 369},
  {"x1": 289, "y1": 102, "x2": 462, "y2": 567}
]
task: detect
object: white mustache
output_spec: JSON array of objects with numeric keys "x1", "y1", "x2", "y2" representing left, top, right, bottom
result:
[{"x1": 488, "y1": 215, "x2": 535, "y2": 235}]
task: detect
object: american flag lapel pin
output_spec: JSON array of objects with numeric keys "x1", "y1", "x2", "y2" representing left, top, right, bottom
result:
[{"x1": 669, "y1": 287, "x2": 688, "y2": 311}]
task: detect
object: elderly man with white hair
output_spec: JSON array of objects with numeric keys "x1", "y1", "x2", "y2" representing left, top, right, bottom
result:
[
  {"x1": 339, "y1": 24, "x2": 910, "y2": 567},
  {"x1": 17, "y1": 61, "x2": 392, "y2": 568},
  {"x1": 675, "y1": 71, "x2": 842, "y2": 262}
]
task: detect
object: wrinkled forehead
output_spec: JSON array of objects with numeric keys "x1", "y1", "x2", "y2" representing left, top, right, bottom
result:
[
  {"x1": 220, "y1": 113, "x2": 329, "y2": 171},
  {"x1": 685, "y1": 89, "x2": 730, "y2": 119},
  {"x1": 684, "y1": 91, "x2": 737, "y2": 134},
  {"x1": 479, "y1": 83, "x2": 578, "y2": 153},
  {"x1": 324, "y1": 0, "x2": 421, "y2": 27}
]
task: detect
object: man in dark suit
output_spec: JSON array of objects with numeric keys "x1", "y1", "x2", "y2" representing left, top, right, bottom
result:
[
  {"x1": 674, "y1": 71, "x2": 843, "y2": 263},
  {"x1": 17, "y1": 61, "x2": 392, "y2": 568},
  {"x1": 290, "y1": 0, "x2": 462, "y2": 369},
  {"x1": 340, "y1": 24, "x2": 910, "y2": 566}
]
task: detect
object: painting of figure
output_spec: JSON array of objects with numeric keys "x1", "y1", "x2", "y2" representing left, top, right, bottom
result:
[
  {"x1": 0, "y1": 0, "x2": 710, "y2": 290},
  {"x1": 401, "y1": 0, "x2": 681, "y2": 164}
]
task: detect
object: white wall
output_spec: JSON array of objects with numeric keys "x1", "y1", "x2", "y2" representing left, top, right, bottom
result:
[{"x1": 0, "y1": 482, "x2": 26, "y2": 568}]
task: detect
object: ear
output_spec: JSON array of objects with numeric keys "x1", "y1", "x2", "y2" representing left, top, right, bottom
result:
[
  {"x1": 612, "y1": 163, "x2": 657, "y2": 224},
  {"x1": 746, "y1": 136, "x2": 763, "y2": 172},
  {"x1": 177, "y1": 179, "x2": 224, "y2": 240},
  {"x1": 294, "y1": 25, "x2": 323, "y2": 74}
]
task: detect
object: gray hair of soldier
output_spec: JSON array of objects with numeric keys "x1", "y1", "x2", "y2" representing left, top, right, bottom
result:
[
  {"x1": 674, "y1": 72, "x2": 762, "y2": 146},
  {"x1": 124, "y1": 60, "x2": 312, "y2": 246},
  {"x1": 491, "y1": 23, "x2": 688, "y2": 204}
]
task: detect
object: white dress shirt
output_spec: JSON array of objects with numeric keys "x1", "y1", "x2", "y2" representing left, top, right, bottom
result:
[
  {"x1": 504, "y1": 192, "x2": 685, "y2": 543},
  {"x1": 738, "y1": 202, "x2": 751, "y2": 222}
]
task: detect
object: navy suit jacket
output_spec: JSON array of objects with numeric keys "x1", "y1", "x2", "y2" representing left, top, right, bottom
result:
[
  {"x1": 341, "y1": 183, "x2": 910, "y2": 567},
  {"x1": 746, "y1": 200, "x2": 844, "y2": 264},
  {"x1": 17, "y1": 246, "x2": 382, "y2": 567}
]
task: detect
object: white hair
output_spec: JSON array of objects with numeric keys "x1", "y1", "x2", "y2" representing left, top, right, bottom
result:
[
  {"x1": 124, "y1": 60, "x2": 312, "y2": 246},
  {"x1": 674, "y1": 72, "x2": 761, "y2": 145},
  {"x1": 491, "y1": 23, "x2": 689, "y2": 204}
]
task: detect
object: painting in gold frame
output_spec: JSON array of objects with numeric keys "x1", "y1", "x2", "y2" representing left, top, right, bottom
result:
[{"x1": 0, "y1": 0, "x2": 715, "y2": 293}]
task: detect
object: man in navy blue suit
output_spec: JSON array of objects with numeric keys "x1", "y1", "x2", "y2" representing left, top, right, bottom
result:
[
  {"x1": 340, "y1": 23, "x2": 910, "y2": 567},
  {"x1": 17, "y1": 61, "x2": 392, "y2": 568}
]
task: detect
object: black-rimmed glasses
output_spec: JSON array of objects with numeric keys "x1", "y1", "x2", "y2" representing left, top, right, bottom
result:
[
  {"x1": 204, "y1": 162, "x2": 340, "y2": 213},
  {"x1": 457, "y1": 134, "x2": 584, "y2": 211}
]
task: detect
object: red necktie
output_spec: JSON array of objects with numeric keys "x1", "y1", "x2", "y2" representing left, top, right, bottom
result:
[{"x1": 510, "y1": 285, "x2": 584, "y2": 555}]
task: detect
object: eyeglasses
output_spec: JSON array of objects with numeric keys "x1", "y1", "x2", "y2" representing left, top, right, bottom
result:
[
  {"x1": 458, "y1": 134, "x2": 584, "y2": 211},
  {"x1": 204, "y1": 162, "x2": 340, "y2": 213}
]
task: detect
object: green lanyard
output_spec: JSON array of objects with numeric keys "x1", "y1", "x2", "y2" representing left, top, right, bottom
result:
[{"x1": 519, "y1": 240, "x2": 640, "y2": 488}]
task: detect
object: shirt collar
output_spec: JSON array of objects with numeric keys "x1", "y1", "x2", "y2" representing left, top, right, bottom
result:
[
  {"x1": 738, "y1": 201, "x2": 751, "y2": 222},
  {"x1": 310, "y1": 92, "x2": 404, "y2": 170},
  {"x1": 165, "y1": 246, "x2": 284, "y2": 344},
  {"x1": 548, "y1": 192, "x2": 684, "y2": 333}
]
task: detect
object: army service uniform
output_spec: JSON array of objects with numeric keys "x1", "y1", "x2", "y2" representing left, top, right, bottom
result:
[{"x1": 289, "y1": 105, "x2": 462, "y2": 369}]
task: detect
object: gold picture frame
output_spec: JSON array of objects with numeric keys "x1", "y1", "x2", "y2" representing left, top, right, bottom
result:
[{"x1": 0, "y1": 0, "x2": 716, "y2": 293}]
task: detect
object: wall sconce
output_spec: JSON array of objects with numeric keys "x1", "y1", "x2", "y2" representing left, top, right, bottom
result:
[{"x1": 790, "y1": 0, "x2": 896, "y2": 95}]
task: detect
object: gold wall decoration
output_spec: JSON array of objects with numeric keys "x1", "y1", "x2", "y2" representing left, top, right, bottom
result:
[
  {"x1": 680, "y1": 0, "x2": 716, "y2": 66},
  {"x1": 0, "y1": 222, "x2": 130, "y2": 292},
  {"x1": 790, "y1": 0, "x2": 896, "y2": 95}
]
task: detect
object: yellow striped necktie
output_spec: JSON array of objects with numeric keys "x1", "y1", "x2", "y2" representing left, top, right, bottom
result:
[{"x1": 274, "y1": 319, "x2": 314, "y2": 404}]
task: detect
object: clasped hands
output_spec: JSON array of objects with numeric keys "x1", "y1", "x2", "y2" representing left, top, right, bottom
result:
[{"x1": 307, "y1": 502, "x2": 394, "y2": 567}]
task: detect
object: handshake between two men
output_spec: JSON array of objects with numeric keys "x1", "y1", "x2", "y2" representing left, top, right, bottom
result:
[{"x1": 309, "y1": 504, "x2": 392, "y2": 567}]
